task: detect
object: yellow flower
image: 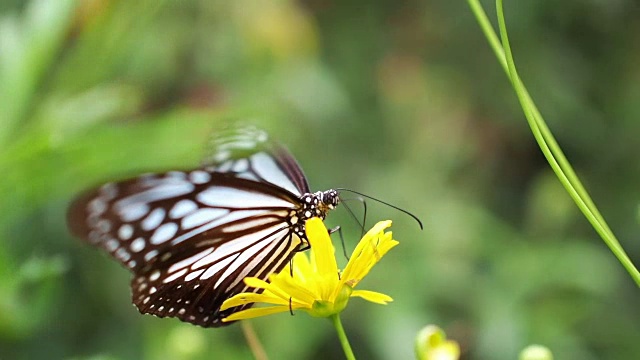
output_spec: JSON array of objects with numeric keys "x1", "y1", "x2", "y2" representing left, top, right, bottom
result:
[{"x1": 221, "y1": 218, "x2": 398, "y2": 322}]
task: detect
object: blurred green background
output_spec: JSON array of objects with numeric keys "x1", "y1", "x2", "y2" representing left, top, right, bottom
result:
[{"x1": 1, "y1": 0, "x2": 639, "y2": 359}]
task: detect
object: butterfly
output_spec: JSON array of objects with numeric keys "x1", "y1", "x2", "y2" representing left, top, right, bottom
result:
[{"x1": 67, "y1": 124, "x2": 340, "y2": 327}]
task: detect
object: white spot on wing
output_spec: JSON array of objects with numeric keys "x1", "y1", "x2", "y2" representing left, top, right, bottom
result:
[
  {"x1": 189, "y1": 170, "x2": 211, "y2": 184},
  {"x1": 142, "y1": 208, "x2": 165, "y2": 231},
  {"x1": 225, "y1": 232, "x2": 296, "y2": 290},
  {"x1": 232, "y1": 159, "x2": 249, "y2": 173},
  {"x1": 97, "y1": 219, "x2": 111, "y2": 232},
  {"x1": 215, "y1": 233, "x2": 283, "y2": 288},
  {"x1": 150, "y1": 223, "x2": 178, "y2": 244},
  {"x1": 119, "y1": 203, "x2": 149, "y2": 222},
  {"x1": 88, "y1": 198, "x2": 107, "y2": 215},
  {"x1": 168, "y1": 248, "x2": 214, "y2": 273},
  {"x1": 118, "y1": 224, "x2": 133, "y2": 240},
  {"x1": 227, "y1": 139, "x2": 258, "y2": 149},
  {"x1": 130, "y1": 238, "x2": 146, "y2": 252},
  {"x1": 105, "y1": 239, "x2": 119, "y2": 252},
  {"x1": 196, "y1": 187, "x2": 294, "y2": 209},
  {"x1": 235, "y1": 172, "x2": 260, "y2": 182},
  {"x1": 200, "y1": 256, "x2": 235, "y2": 280},
  {"x1": 144, "y1": 250, "x2": 158, "y2": 261},
  {"x1": 250, "y1": 152, "x2": 300, "y2": 195},
  {"x1": 182, "y1": 208, "x2": 227, "y2": 230},
  {"x1": 100, "y1": 183, "x2": 118, "y2": 199},
  {"x1": 167, "y1": 171, "x2": 186, "y2": 179},
  {"x1": 115, "y1": 248, "x2": 130, "y2": 261},
  {"x1": 170, "y1": 209, "x2": 283, "y2": 246},
  {"x1": 170, "y1": 199, "x2": 198, "y2": 219},
  {"x1": 213, "y1": 226, "x2": 285, "y2": 263},
  {"x1": 115, "y1": 180, "x2": 194, "y2": 213},
  {"x1": 215, "y1": 160, "x2": 233, "y2": 172},
  {"x1": 214, "y1": 150, "x2": 230, "y2": 162},
  {"x1": 184, "y1": 269, "x2": 205, "y2": 281},
  {"x1": 149, "y1": 270, "x2": 161, "y2": 281},
  {"x1": 163, "y1": 268, "x2": 188, "y2": 283},
  {"x1": 221, "y1": 217, "x2": 276, "y2": 233}
]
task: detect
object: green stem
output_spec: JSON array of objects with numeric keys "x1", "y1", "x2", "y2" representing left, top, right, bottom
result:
[
  {"x1": 466, "y1": 0, "x2": 640, "y2": 286},
  {"x1": 241, "y1": 321, "x2": 269, "y2": 360},
  {"x1": 331, "y1": 314, "x2": 356, "y2": 360}
]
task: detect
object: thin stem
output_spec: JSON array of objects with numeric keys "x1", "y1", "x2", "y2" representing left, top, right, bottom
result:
[
  {"x1": 241, "y1": 321, "x2": 269, "y2": 360},
  {"x1": 495, "y1": 0, "x2": 640, "y2": 286},
  {"x1": 331, "y1": 314, "x2": 356, "y2": 360},
  {"x1": 466, "y1": 0, "x2": 640, "y2": 286}
]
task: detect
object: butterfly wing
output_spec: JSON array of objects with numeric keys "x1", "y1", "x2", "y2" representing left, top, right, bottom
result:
[
  {"x1": 130, "y1": 210, "x2": 301, "y2": 327},
  {"x1": 67, "y1": 125, "x2": 313, "y2": 327},
  {"x1": 68, "y1": 169, "x2": 304, "y2": 327},
  {"x1": 202, "y1": 124, "x2": 310, "y2": 196}
]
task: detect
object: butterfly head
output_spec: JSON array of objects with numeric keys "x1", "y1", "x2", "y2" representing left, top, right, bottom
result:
[
  {"x1": 299, "y1": 190, "x2": 340, "y2": 221},
  {"x1": 316, "y1": 189, "x2": 340, "y2": 216},
  {"x1": 319, "y1": 189, "x2": 340, "y2": 211}
]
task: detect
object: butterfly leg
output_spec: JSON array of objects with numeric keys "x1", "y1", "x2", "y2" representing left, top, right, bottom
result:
[
  {"x1": 289, "y1": 257, "x2": 295, "y2": 277},
  {"x1": 297, "y1": 235, "x2": 311, "y2": 252}
]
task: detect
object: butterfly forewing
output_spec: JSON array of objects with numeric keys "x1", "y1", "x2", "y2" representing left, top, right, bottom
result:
[
  {"x1": 202, "y1": 124, "x2": 310, "y2": 196},
  {"x1": 67, "y1": 125, "x2": 325, "y2": 327}
]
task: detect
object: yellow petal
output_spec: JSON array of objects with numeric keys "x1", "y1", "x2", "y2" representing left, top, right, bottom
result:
[
  {"x1": 221, "y1": 292, "x2": 291, "y2": 310},
  {"x1": 271, "y1": 273, "x2": 321, "y2": 305},
  {"x1": 316, "y1": 274, "x2": 341, "y2": 302},
  {"x1": 351, "y1": 290, "x2": 393, "y2": 304},
  {"x1": 346, "y1": 237, "x2": 399, "y2": 283},
  {"x1": 352, "y1": 221, "x2": 392, "y2": 259},
  {"x1": 243, "y1": 277, "x2": 270, "y2": 289},
  {"x1": 291, "y1": 251, "x2": 313, "y2": 275},
  {"x1": 305, "y1": 218, "x2": 338, "y2": 275},
  {"x1": 244, "y1": 277, "x2": 292, "y2": 301},
  {"x1": 222, "y1": 305, "x2": 295, "y2": 322},
  {"x1": 342, "y1": 221, "x2": 394, "y2": 282}
]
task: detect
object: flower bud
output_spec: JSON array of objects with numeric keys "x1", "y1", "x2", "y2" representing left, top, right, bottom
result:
[{"x1": 415, "y1": 325, "x2": 460, "y2": 360}]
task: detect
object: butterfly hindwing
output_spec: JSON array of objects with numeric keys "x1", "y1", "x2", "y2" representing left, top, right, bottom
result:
[{"x1": 130, "y1": 224, "x2": 301, "y2": 327}]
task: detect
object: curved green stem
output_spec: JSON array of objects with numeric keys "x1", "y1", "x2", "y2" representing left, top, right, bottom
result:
[
  {"x1": 331, "y1": 314, "x2": 356, "y2": 360},
  {"x1": 466, "y1": 0, "x2": 640, "y2": 286}
]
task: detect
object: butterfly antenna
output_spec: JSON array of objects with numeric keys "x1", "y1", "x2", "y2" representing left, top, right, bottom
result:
[
  {"x1": 336, "y1": 188, "x2": 423, "y2": 230},
  {"x1": 328, "y1": 226, "x2": 349, "y2": 260},
  {"x1": 341, "y1": 200, "x2": 366, "y2": 238},
  {"x1": 341, "y1": 197, "x2": 369, "y2": 238},
  {"x1": 357, "y1": 196, "x2": 368, "y2": 238}
]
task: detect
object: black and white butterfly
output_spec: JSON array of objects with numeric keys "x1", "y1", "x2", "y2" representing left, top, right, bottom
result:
[{"x1": 68, "y1": 124, "x2": 340, "y2": 327}]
